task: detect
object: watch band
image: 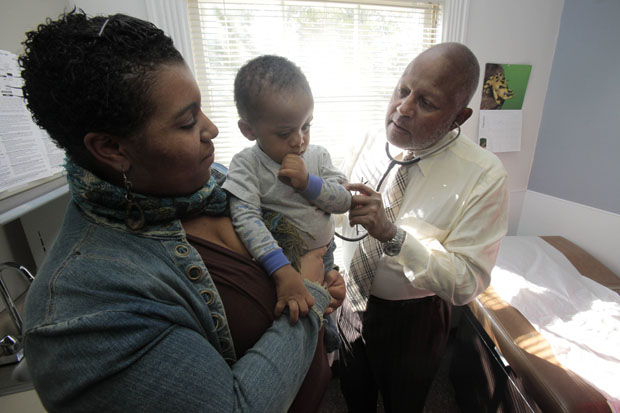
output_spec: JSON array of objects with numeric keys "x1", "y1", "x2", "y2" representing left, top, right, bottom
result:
[{"x1": 382, "y1": 227, "x2": 406, "y2": 256}]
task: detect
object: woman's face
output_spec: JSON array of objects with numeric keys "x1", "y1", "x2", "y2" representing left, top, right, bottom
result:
[{"x1": 122, "y1": 63, "x2": 218, "y2": 197}]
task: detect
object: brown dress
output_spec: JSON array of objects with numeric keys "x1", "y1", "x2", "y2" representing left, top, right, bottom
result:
[{"x1": 187, "y1": 234, "x2": 331, "y2": 413}]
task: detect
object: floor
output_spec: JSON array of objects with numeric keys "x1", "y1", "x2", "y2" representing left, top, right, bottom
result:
[{"x1": 318, "y1": 333, "x2": 461, "y2": 413}]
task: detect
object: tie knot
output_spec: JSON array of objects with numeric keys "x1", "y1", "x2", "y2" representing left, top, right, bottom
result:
[{"x1": 403, "y1": 151, "x2": 415, "y2": 161}]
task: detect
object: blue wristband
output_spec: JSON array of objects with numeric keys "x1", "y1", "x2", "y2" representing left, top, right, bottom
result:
[
  {"x1": 260, "y1": 249, "x2": 290, "y2": 275},
  {"x1": 300, "y1": 173, "x2": 322, "y2": 200}
]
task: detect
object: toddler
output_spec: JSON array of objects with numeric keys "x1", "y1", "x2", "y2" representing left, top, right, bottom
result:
[{"x1": 223, "y1": 55, "x2": 350, "y2": 344}]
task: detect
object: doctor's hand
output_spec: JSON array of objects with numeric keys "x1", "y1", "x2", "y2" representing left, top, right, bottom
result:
[{"x1": 345, "y1": 182, "x2": 398, "y2": 242}]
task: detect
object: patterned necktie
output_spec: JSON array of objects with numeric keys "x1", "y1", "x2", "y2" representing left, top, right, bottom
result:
[{"x1": 346, "y1": 152, "x2": 413, "y2": 312}]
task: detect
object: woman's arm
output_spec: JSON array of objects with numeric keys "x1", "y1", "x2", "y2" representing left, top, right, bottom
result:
[{"x1": 25, "y1": 277, "x2": 329, "y2": 413}]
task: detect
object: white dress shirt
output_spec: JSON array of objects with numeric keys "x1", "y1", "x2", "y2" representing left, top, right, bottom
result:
[{"x1": 338, "y1": 127, "x2": 509, "y2": 305}]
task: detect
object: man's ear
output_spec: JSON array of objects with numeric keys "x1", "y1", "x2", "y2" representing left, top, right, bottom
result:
[
  {"x1": 454, "y1": 107, "x2": 473, "y2": 127},
  {"x1": 238, "y1": 119, "x2": 257, "y2": 141},
  {"x1": 83, "y1": 132, "x2": 128, "y2": 173}
]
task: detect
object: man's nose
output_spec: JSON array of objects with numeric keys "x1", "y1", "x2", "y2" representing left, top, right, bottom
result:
[{"x1": 397, "y1": 95, "x2": 415, "y2": 117}]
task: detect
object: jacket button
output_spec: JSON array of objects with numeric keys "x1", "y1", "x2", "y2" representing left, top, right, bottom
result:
[
  {"x1": 200, "y1": 289, "x2": 215, "y2": 305},
  {"x1": 219, "y1": 338, "x2": 231, "y2": 351},
  {"x1": 174, "y1": 244, "x2": 190, "y2": 257},
  {"x1": 186, "y1": 265, "x2": 203, "y2": 281},
  {"x1": 212, "y1": 313, "x2": 223, "y2": 330}
]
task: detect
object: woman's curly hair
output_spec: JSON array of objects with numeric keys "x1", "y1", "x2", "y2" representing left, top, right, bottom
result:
[{"x1": 19, "y1": 9, "x2": 184, "y2": 169}]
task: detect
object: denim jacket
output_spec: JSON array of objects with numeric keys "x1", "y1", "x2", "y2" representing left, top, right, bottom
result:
[{"x1": 23, "y1": 199, "x2": 330, "y2": 412}]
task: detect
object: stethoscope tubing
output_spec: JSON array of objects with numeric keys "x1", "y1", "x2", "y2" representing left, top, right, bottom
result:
[{"x1": 335, "y1": 123, "x2": 461, "y2": 242}]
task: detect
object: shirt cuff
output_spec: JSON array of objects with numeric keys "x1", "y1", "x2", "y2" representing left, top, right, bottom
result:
[
  {"x1": 260, "y1": 248, "x2": 290, "y2": 275},
  {"x1": 398, "y1": 229, "x2": 431, "y2": 274},
  {"x1": 300, "y1": 173, "x2": 322, "y2": 200}
]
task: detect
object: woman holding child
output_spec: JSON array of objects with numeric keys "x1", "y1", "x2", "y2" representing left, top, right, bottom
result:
[{"x1": 20, "y1": 10, "x2": 343, "y2": 412}]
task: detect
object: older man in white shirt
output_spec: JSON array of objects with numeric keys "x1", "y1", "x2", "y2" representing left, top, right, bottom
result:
[{"x1": 337, "y1": 42, "x2": 509, "y2": 412}]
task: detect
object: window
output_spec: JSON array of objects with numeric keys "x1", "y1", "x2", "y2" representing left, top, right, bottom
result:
[{"x1": 186, "y1": 0, "x2": 443, "y2": 167}]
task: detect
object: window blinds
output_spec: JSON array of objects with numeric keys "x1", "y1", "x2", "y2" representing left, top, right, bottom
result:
[{"x1": 186, "y1": 0, "x2": 443, "y2": 167}]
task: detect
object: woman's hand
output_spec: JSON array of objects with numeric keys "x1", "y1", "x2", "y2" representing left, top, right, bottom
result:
[
  {"x1": 323, "y1": 269, "x2": 345, "y2": 316},
  {"x1": 299, "y1": 245, "x2": 327, "y2": 284},
  {"x1": 345, "y1": 182, "x2": 397, "y2": 242}
]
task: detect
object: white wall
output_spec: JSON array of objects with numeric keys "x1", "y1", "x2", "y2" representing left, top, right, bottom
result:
[
  {"x1": 66, "y1": 0, "x2": 148, "y2": 20},
  {"x1": 0, "y1": 0, "x2": 67, "y2": 54},
  {"x1": 518, "y1": 191, "x2": 620, "y2": 277},
  {"x1": 463, "y1": 0, "x2": 565, "y2": 234},
  {"x1": 0, "y1": 0, "x2": 68, "y2": 269}
]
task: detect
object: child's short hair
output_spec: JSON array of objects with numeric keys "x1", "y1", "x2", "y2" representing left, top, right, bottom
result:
[{"x1": 234, "y1": 55, "x2": 312, "y2": 122}]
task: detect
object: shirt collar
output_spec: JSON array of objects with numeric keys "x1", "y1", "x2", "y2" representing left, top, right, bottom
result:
[{"x1": 394, "y1": 129, "x2": 460, "y2": 176}]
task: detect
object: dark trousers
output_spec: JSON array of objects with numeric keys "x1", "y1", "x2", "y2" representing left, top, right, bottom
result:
[{"x1": 337, "y1": 294, "x2": 451, "y2": 413}]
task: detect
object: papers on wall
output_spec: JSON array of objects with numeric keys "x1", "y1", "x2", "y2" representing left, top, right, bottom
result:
[
  {"x1": 478, "y1": 110, "x2": 522, "y2": 153},
  {"x1": 0, "y1": 50, "x2": 65, "y2": 198},
  {"x1": 478, "y1": 63, "x2": 532, "y2": 153}
]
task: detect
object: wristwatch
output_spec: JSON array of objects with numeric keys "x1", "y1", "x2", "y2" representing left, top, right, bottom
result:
[{"x1": 382, "y1": 227, "x2": 406, "y2": 256}]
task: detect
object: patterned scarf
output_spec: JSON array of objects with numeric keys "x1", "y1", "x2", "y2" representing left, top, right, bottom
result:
[{"x1": 65, "y1": 158, "x2": 228, "y2": 232}]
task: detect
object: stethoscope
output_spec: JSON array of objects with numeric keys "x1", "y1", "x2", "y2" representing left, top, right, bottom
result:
[{"x1": 335, "y1": 122, "x2": 462, "y2": 242}]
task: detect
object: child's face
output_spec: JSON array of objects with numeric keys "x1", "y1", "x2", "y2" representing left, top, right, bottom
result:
[{"x1": 248, "y1": 88, "x2": 314, "y2": 164}]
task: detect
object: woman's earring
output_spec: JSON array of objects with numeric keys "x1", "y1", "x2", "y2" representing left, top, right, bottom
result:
[{"x1": 122, "y1": 167, "x2": 145, "y2": 230}]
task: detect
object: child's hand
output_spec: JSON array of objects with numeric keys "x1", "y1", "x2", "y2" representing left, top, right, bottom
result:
[
  {"x1": 323, "y1": 269, "x2": 346, "y2": 316},
  {"x1": 273, "y1": 265, "x2": 316, "y2": 324},
  {"x1": 278, "y1": 154, "x2": 308, "y2": 190}
]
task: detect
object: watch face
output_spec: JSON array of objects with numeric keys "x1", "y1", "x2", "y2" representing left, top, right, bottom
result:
[{"x1": 382, "y1": 229, "x2": 405, "y2": 256}]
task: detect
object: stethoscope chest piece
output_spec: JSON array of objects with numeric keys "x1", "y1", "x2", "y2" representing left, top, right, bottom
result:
[{"x1": 336, "y1": 124, "x2": 461, "y2": 242}]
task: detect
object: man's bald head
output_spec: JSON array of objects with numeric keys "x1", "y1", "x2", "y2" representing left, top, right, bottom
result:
[
  {"x1": 385, "y1": 42, "x2": 480, "y2": 150},
  {"x1": 416, "y1": 42, "x2": 480, "y2": 109}
]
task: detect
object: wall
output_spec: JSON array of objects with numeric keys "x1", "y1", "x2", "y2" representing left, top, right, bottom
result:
[
  {"x1": 517, "y1": 0, "x2": 620, "y2": 276},
  {"x1": 66, "y1": 0, "x2": 148, "y2": 20},
  {"x1": 0, "y1": 0, "x2": 67, "y2": 54},
  {"x1": 0, "y1": 0, "x2": 67, "y2": 268},
  {"x1": 529, "y1": 0, "x2": 620, "y2": 214},
  {"x1": 462, "y1": 0, "x2": 565, "y2": 234},
  {"x1": 518, "y1": 190, "x2": 620, "y2": 275},
  {"x1": 0, "y1": 0, "x2": 148, "y2": 269}
]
